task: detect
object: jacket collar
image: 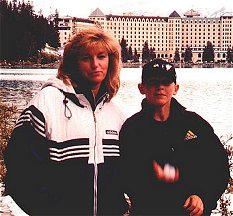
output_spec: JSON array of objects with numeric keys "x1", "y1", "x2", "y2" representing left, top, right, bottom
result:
[
  {"x1": 74, "y1": 83, "x2": 108, "y2": 111},
  {"x1": 141, "y1": 97, "x2": 186, "y2": 118}
]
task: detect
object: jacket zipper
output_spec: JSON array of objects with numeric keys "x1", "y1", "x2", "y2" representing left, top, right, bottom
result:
[
  {"x1": 92, "y1": 93, "x2": 107, "y2": 216},
  {"x1": 93, "y1": 111, "x2": 98, "y2": 216}
]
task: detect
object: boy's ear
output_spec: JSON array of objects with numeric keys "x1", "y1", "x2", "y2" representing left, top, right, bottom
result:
[
  {"x1": 138, "y1": 83, "x2": 145, "y2": 94},
  {"x1": 173, "y1": 84, "x2": 179, "y2": 95}
]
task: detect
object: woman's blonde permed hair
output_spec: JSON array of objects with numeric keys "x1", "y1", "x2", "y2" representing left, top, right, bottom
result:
[{"x1": 57, "y1": 28, "x2": 122, "y2": 100}]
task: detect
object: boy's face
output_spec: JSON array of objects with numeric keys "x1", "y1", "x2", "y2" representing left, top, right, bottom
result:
[{"x1": 138, "y1": 76, "x2": 179, "y2": 108}]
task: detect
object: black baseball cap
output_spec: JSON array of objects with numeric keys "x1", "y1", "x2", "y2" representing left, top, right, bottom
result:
[{"x1": 141, "y1": 59, "x2": 177, "y2": 84}]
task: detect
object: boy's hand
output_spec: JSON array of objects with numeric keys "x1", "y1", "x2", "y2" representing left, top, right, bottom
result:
[
  {"x1": 183, "y1": 195, "x2": 204, "y2": 216},
  {"x1": 153, "y1": 161, "x2": 179, "y2": 183}
]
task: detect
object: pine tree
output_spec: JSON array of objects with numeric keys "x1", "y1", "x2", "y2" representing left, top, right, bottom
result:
[
  {"x1": 174, "y1": 48, "x2": 180, "y2": 62},
  {"x1": 226, "y1": 47, "x2": 233, "y2": 63},
  {"x1": 184, "y1": 46, "x2": 192, "y2": 63},
  {"x1": 202, "y1": 41, "x2": 214, "y2": 63},
  {"x1": 142, "y1": 41, "x2": 150, "y2": 63},
  {"x1": 128, "y1": 46, "x2": 133, "y2": 61},
  {"x1": 120, "y1": 37, "x2": 128, "y2": 63},
  {"x1": 133, "y1": 48, "x2": 139, "y2": 62}
]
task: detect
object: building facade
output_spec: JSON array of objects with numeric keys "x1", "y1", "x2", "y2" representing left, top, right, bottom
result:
[
  {"x1": 57, "y1": 16, "x2": 97, "y2": 47},
  {"x1": 58, "y1": 8, "x2": 233, "y2": 63}
]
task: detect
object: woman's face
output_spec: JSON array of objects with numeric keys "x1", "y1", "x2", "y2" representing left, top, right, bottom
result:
[{"x1": 77, "y1": 46, "x2": 109, "y2": 91}]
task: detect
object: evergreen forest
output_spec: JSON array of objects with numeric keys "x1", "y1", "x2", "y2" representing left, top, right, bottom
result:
[{"x1": 0, "y1": 0, "x2": 60, "y2": 64}]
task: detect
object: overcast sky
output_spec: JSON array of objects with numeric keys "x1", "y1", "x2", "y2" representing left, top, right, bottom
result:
[{"x1": 29, "y1": 0, "x2": 233, "y2": 18}]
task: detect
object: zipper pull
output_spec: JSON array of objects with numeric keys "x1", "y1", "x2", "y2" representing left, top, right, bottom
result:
[{"x1": 93, "y1": 112, "x2": 96, "y2": 123}]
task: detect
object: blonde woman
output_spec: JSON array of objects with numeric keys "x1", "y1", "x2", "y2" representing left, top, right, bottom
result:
[{"x1": 4, "y1": 28, "x2": 127, "y2": 215}]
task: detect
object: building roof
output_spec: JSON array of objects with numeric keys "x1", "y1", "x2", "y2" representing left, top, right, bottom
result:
[
  {"x1": 169, "y1": 11, "x2": 181, "y2": 18},
  {"x1": 73, "y1": 17, "x2": 95, "y2": 23},
  {"x1": 105, "y1": 14, "x2": 168, "y2": 22},
  {"x1": 89, "y1": 8, "x2": 105, "y2": 17},
  {"x1": 58, "y1": 16, "x2": 94, "y2": 23}
]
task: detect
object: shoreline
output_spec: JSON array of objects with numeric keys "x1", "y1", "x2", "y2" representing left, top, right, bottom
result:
[{"x1": 0, "y1": 62, "x2": 233, "y2": 69}]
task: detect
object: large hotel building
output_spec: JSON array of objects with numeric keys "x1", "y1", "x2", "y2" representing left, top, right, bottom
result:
[{"x1": 57, "y1": 8, "x2": 233, "y2": 63}]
